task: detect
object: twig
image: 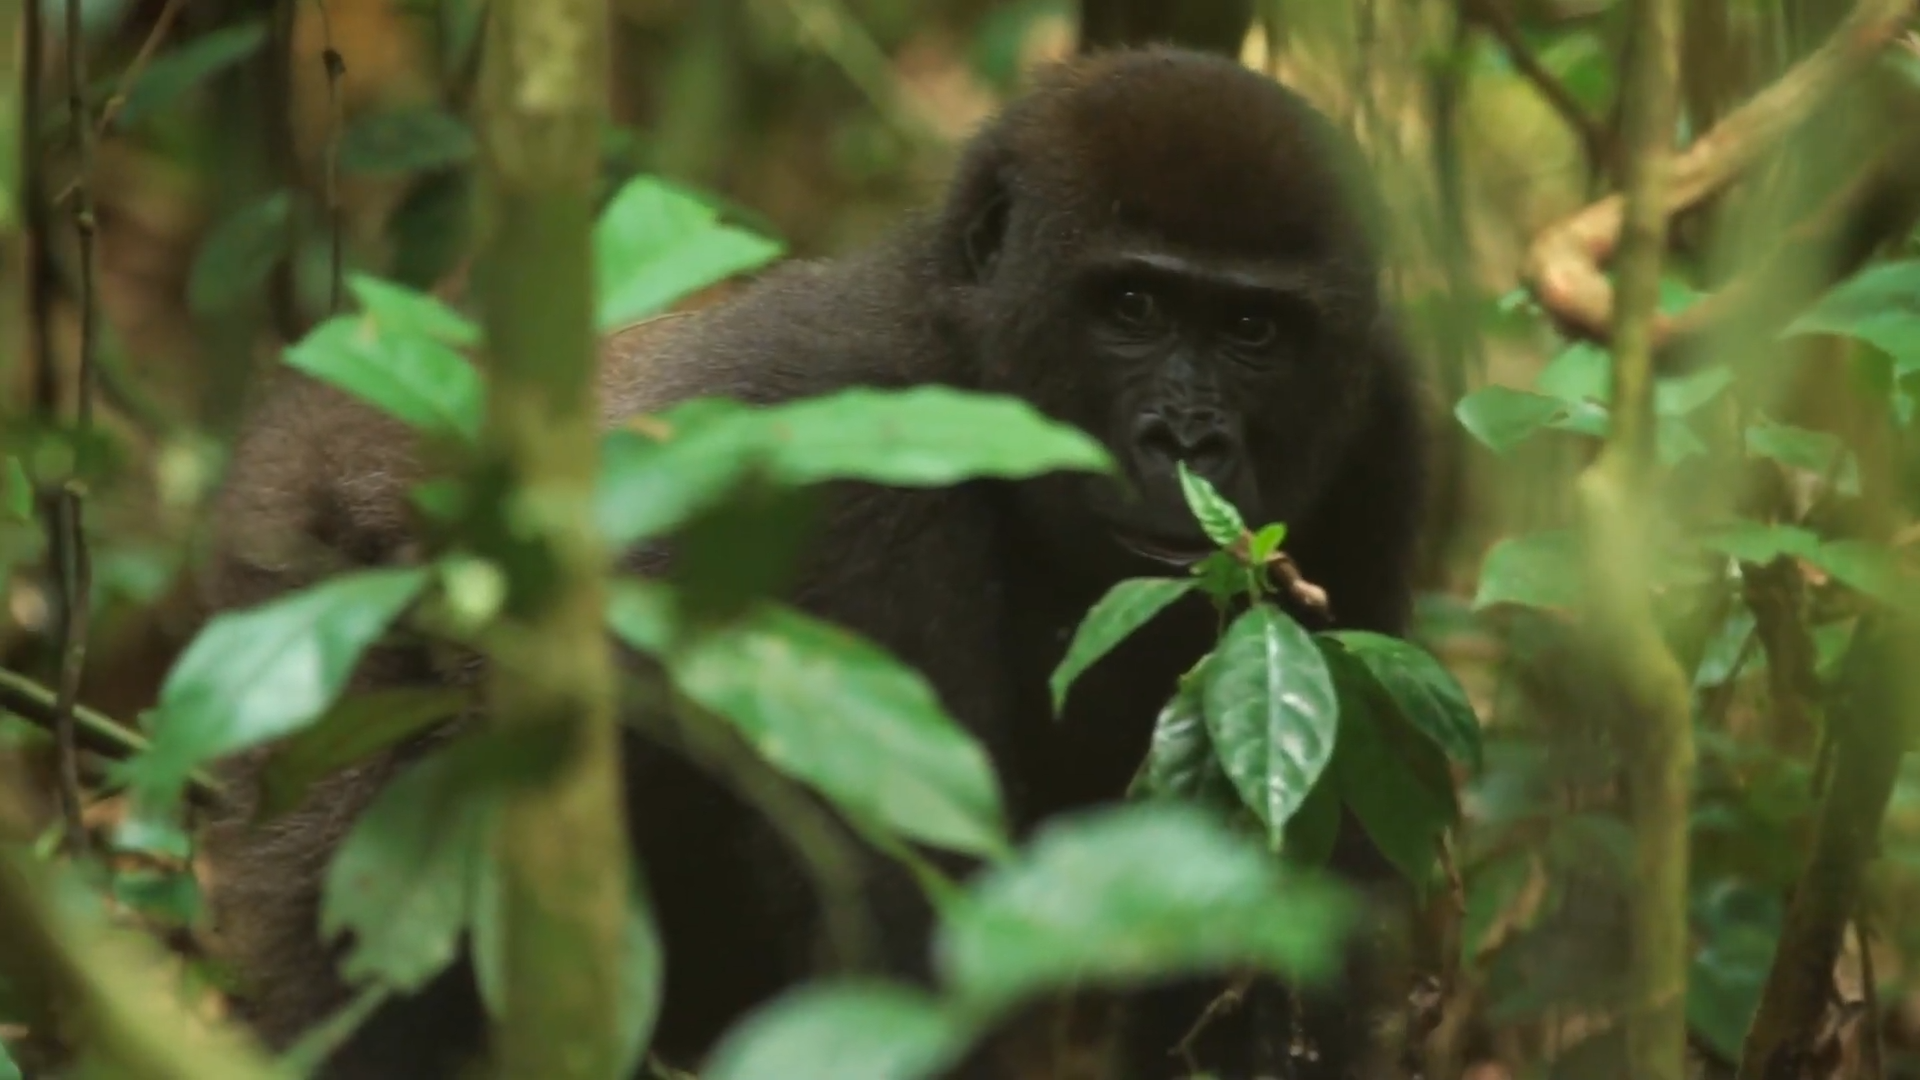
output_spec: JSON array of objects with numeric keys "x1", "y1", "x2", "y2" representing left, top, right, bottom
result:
[
  {"x1": 0, "y1": 668, "x2": 224, "y2": 807},
  {"x1": 313, "y1": 0, "x2": 346, "y2": 315},
  {"x1": 1521, "y1": 0, "x2": 1916, "y2": 347},
  {"x1": 93, "y1": 0, "x2": 186, "y2": 134},
  {"x1": 1462, "y1": 0, "x2": 1608, "y2": 171}
]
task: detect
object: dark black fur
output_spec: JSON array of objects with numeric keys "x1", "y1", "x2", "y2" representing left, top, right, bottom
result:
[{"x1": 198, "y1": 47, "x2": 1426, "y2": 1079}]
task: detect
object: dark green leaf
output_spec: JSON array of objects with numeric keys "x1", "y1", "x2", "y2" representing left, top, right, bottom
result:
[
  {"x1": 1324, "y1": 630, "x2": 1482, "y2": 771},
  {"x1": 1280, "y1": 774, "x2": 1340, "y2": 869},
  {"x1": 1175, "y1": 461, "x2": 1246, "y2": 547},
  {"x1": 671, "y1": 604, "x2": 1008, "y2": 857},
  {"x1": 186, "y1": 190, "x2": 294, "y2": 316},
  {"x1": 1453, "y1": 386, "x2": 1564, "y2": 453},
  {"x1": 135, "y1": 567, "x2": 429, "y2": 799},
  {"x1": 1137, "y1": 663, "x2": 1238, "y2": 812},
  {"x1": 596, "y1": 176, "x2": 785, "y2": 330},
  {"x1": 1472, "y1": 530, "x2": 1580, "y2": 611},
  {"x1": 256, "y1": 686, "x2": 473, "y2": 820},
  {"x1": 936, "y1": 802, "x2": 1354, "y2": 1012},
  {"x1": 1050, "y1": 578, "x2": 1196, "y2": 713},
  {"x1": 1697, "y1": 521, "x2": 1822, "y2": 565},
  {"x1": 1744, "y1": 420, "x2": 1860, "y2": 495},
  {"x1": 284, "y1": 306, "x2": 484, "y2": 445},
  {"x1": 338, "y1": 107, "x2": 477, "y2": 176},
  {"x1": 1809, "y1": 539, "x2": 1920, "y2": 612},
  {"x1": 387, "y1": 169, "x2": 475, "y2": 290},
  {"x1": 704, "y1": 983, "x2": 969, "y2": 1080},
  {"x1": 112, "y1": 21, "x2": 268, "y2": 130},
  {"x1": 1686, "y1": 883, "x2": 1781, "y2": 1061},
  {"x1": 109, "y1": 866, "x2": 202, "y2": 927},
  {"x1": 1784, "y1": 259, "x2": 1920, "y2": 373},
  {"x1": 1322, "y1": 646, "x2": 1455, "y2": 892},
  {"x1": 2, "y1": 456, "x2": 29, "y2": 521},
  {"x1": 1201, "y1": 603, "x2": 1339, "y2": 837}
]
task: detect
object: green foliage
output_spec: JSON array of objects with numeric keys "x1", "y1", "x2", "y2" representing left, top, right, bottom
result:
[
  {"x1": 255, "y1": 687, "x2": 474, "y2": 820},
  {"x1": 595, "y1": 177, "x2": 786, "y2": 330},
  {"x1": 1321, "y1": 644, "x2": 1456, "y2": 892},
  {"x1": 187, "y1": 190, "x2": 294, "y2": 316},
  {"x1": 0, "y1": 1038, "x2": 18, "y2": 1080},
  {"x1": 1325, "y1": 630, "x2": 1484, "y2": 772},
  {"x1": 1136, "y1": 661, "x2": 1237, "y2": 808},
  {"x1": 1048, "y1": 578, "x2": 1196, "y2": 713},
  {"x1": 1472, "y1": 530, "x2": 1581, "y2": 611},
  {"x1": 130, "y1": 566, "x2": 430, "y2": 801},
  {"x1": 110, "y1": 20, "x2": 268, "y2": 131},
  {"x1": 1202, "y1": 604, "x2": 1340, "y2": 841},
  {"x1": 703, "y1": 984, "x2": 967, "y2": 1080},
  {"x1": 337, "y1": 107, "x2": 478, "y2": 177},
  {"x1": 1175, "y1": 459, "x2": 1247, "y2": 547},
  {"x1": 1743, "y1": 419, "x2": 1861, "y2": 495},
  {"x1": 1784, "y1": 258, "x2": 1920, "y2": 375}
]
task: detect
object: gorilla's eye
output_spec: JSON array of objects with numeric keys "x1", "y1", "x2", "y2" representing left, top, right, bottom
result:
[
  {"x1": 1225, "y1": 314, "x2": 1278, "y2": 349},
  {"x1": 1110, "y1": 288, "x2": 1160, "y2": 327}
]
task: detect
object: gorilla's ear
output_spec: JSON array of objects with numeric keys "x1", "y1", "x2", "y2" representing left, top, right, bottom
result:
[{"x1": 936, "y1": 145, "x2": 1013, "y2": 285}]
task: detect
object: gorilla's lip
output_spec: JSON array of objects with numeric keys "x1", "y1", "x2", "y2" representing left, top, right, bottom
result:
[{"x1": 1113, "y1": 530, "x2": 1215, "y2": 567}]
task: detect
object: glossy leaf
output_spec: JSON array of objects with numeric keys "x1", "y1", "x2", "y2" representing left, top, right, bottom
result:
[
  {"x1": 1472, "y1": 530, "x2": 1580, "y2": 611},
  {"x1": 936, "y1": 802, "x2": 1353, "y2": 1012},
  {"x1": 1050, "y1": 578, "x2": 1196, "y2": 713},
  {"x1": 1453, "y1": 386, "x2": 1564, "y2": 453},
  {"x1": 1324, "y1": 630, "x2": 1483, "y2": 771},
  {"x1": 113, "y1": 21, "x2": 268, "y2": 130},
  {"x1": 135, "y1": 567, "x2": 429, "y2": 798},
  {"x1": 669, "y1": 604, "x2": 1008, "y2": 857},
  {"x1": 338, "y1": 107, "x2": 477, "y2": 176},
  {"x1": 1137, "y1": 663, "x2": 1238, "y2": 811},
  {"x1": 1175, "y1": 462, "x2": 1246, "y2": 547},
  {"x1": 704, "y1": 983, "x2": 968, "y2": 1080},
  {"x1": 1201, "y1": 603, "x2": 1339, "y2": 836},
  {"x1": 596, "y1": 176, "x2": 785, "y2": 330},
  {"x1": 187, "y1": 190, "x2": 294, "y2": 316},
  {"x1": 284, "y1": 302, "x2": 485, "y2": 445},
  {"x1": 256, "y1": 686, "x2": 473, "y2": 820}
]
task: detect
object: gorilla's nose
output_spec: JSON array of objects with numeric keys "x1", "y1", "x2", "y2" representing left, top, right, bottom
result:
[{"x1": 1133, "y1": 412, "x2": 1237, "y2": 476}]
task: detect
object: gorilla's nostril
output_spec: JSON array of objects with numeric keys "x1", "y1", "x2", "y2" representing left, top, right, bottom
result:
[{"x1": 1138, "y1": 425, "x2": 1184, "y2": 463}]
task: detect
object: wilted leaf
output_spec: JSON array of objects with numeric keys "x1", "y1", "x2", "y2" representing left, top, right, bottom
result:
[
  {"x1": 1201, "y1": 603, "x2": 1339, "y2": 838},
  {"x1": 596, "y1": 176, "x2": 785, "y2": 329},
  {"x1": 1050, "y1": 578, "x2": 1196, "y2": 713},
  {"x1": 669, "y1": 604, "x2": 1008, "y2": 857},
  {"x1": 936, "y1": 802, "x2": 1353, "y2": 1012},
  {"x1": 338, "y1": 107, "x2": 477, "y2": 176},
  {"x1": 1323, "y1": 630, "x2": 1482, "y2": 771},
  {"x1": 1175, "y1": 461, "x2": 1246, "y2": 547},
  {"x1": 256, "y1": 686, "x2": 474, "y2": 820},
  {"x1": 704, "y1": 983, "x2": 968, "y2": 1080},
  {"x1": 1453, "y1": 386, "x2": 1565, "y2": 453},
  {"x1": 113, "y1": 21, "x2": 268, "y2": 130},
  {"x1": 187, "y1": 190, "x2": 294, "y2": 316},
  {"x1": 1473, "y1": 530, "x2": 1580, "y2": 611},
  {"x1": 135, "y1": 567, "x2": 430, "y2": 799}
]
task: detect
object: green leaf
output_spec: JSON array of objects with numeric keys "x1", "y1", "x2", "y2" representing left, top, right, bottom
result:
[
  {"x1": 1686, "y1": 883, "x2": 1781, "y2": 1061},
  {"x1": 1247, "y1": 523, "x2": 1288, "y2": 564},
  {"x1": 1280, "y1": 774, "x2": 1340, "y2": 868},
  {"x1": 936, "y1": 802, "x2": 1354, "y2": 1013},
  {"x1": 256, "y1": 686, "x2": 473, "y2": 820},
  {"x1": 604, "y1": 577, "x2": 678, "y2": 655},
  {"x1": 347, "y1": 273, "x2": 481, "y2": 347},
  {"x1": 668, "y1": 604, "x2": 1008, "y2": 857},
  {"x1": 1654, "y1": 365, "x2": 1734, "y2": 416},
  {"x1": 112, "y1": 21, "x2": 268, "y2": 130},
  {"x1": 1697, "y1": 521, "x2": 1822, "y2": 565},
  {"x1": 704, "y1": 983, "x2": 969, "y2": 1080},
  {"x1": 2, "y1": 456, "x2": 29, "y2": 521},
  {"x1": 135, "y1": 567, "x2": 429, "y2": 798},
  {"x1": 1784, "y1": 259, "x2": 1920, "y2": 373},
  {"x1": 284, "y1": 304, "x2": 484, "y2": 445},
  {"x1": 595, "y1": 176, "x2": 785, "y2": 330},
  {"x1": 1324, "y1": 630, "x2": 1483, "y2": 771},
  {"x1": 1808, "y1": 540, "x2": 1920, "y2": 612},
  {"x1": 321, "y1": 741, "x2": 495, "y2": 993},
  {"x1": 1050, "y1": 578, "x2": 1195, "y2": 714},
  {"x1": 1534, "y1": 341, "x2": 1611, "y2": 404},
  {"x1": 595, "y1": 404, "x2": 767, "y2": 548},
  {"x1": 337, "y1": 107, "x2": 477, "y2": 176},
  {"x1": 387, "y1": 170, "x2": 475, "y2": 290},
  {"x1": 1472, "y1": 530, "x2": 1580, "y2": 611},
  {"x1": 186, "y1": 190, "x2": 294, "y2": 317},
  {"x1": 1175, "y1": 461, "x2": 1246, "y2": 547},
  {"x1": 1744, "y1": 420, "x2": 1861, "y2": 495},
  {"x1": 0, "y1": 1038, "x2": 19, "y2": 1080},
  {"x1": 1136, "y1": 662, "x2": 1239, "y2": 811},
  {"x1": 1201, "y1": 603, "x2": 1339, "y2": 837},
  {"x1": 1453, "y1": 386, "x2": 1565, "y2": 453},
  {"x1": 1321, "y1": 645, "x2": 1455, "y2": 892}
]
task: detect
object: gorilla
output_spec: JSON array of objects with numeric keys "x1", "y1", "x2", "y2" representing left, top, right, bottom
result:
[{"x1": 197, "y1": 45, "x2": 1427, "y2": 1080}]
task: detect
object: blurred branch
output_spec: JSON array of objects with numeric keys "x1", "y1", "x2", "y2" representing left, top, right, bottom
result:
[
  {"x1": 0, "y1": 667, "x2": 224, "y2": 807},
  {"x1": 1521, "y1": 0, "x2": 1916, "y2": 350},
  {"x1": 1461, "y1": 0, "x2": 1608, "y2": 171}
]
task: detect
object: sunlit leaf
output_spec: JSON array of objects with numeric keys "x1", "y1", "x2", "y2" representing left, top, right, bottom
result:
[
  {"x1": 113, "y1": 21, "x2": 268, "y2": 130},
  {"x1": 1201, "y1": 603, "x2": 1339, "y2": 838},
  {"x1": 387, "y1": 170, "x2": 476, "y2": 290},
  {"x1": 936, "y1": 802, "x2": 1353, "y2": 1012},
  {"x1": 256, "y1": 686, "x2": 473, "y2": 820},
  {"x1": 346, "y1": 273, "x2": 481, "y2": 347},
  {"x1": 134, "y1": 567, "x2": 429, "y2": 799},
  {"x1": 285, "y1": 302, "x2": 484, "y2": 445},
  {"x1": 596, "y1": 176, "x2": 785, "y2": 330},
  {"x1": 338, "y1": 106, "x2": 477, "y2": 176},
  {"x1": 662, "y1": 604, "x2": 1008, "y2": 857},
  {"x1": 1534, "y1": 341, "x2": 1611, "y2": 404},
  {"x1": 604, "y1": 576, "x2": 678, "y2": 655},
  {"x1": 1175, "y1": 461, "x2": 1247, "y2": 547},
  {"x1": 1323, "y1": 630, "x2": 1482, "y2": 771},
  {"x1": 704, "y1": 983, "x2": 968, "y2": 1080},
  {"x1": 1050, "y1": 578, "x2": 1196, "y2": 713},
  {"x1": 1453, "y1": 386, "x2": 1564, "y2": 453},
  {"x1": 187, "y1": 190, "x2": 294, "y2": 316},
  {"x1": 1472, "y1": 530, "x2": 1580, "y2": 612}
]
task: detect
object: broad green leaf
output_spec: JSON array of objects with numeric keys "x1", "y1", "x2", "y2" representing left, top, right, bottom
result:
[
  {"x1": 256, "y1": 686, "x2": 473, "y2": 820},
  {"x1": 346, "y1": 272, "x2": 480, "y2": 348},
  {"x1": 1175, "y1": 461, "x2": 1245, "y2": 547},
  {"x1": 0, "y1": 1038, "x2": 19, "y2": 1080},
  {"x1": 135, "y1": 567, "x2": 429, "y2": 797},
  {"x1": 1654, "y1": 365, "x2": 1734, "y2": 416},
  {"x1": 670, "y1": 604, "x2": 1008, "y2": 857},
  {"x1": 2, "y1": 456, "x2": 28, "y2": 520},
  {"x1": 1201, "y1": 603, "x2": 1339, "y2": 836},
  {"x1": 1534, "y1": 341, "x2": 1611, "y2": 404},
  {"x1": 187, "y1": 190, "x2": 294, "y2": 316},
  {"x1": 1784, "y1": 259, "x2": 1920, "y2": 373},
  {"x1": 1247, "y1": 522, "x2": 1288, "y2": 564},
  {"x1": 1281, "y1": 776, "x2": 1340, "y2": 868},
  {"x1": 1808, "y1": 539, "x2": 1920, "y2": 612},
  {"x1": 704, "y1": 983, "x2": 968, "y2": 1080},
  {"x1": 1453, "y1": 386, "x2": 1564, "y2": 453},
  {"x1": 595, "y1": 404, "x2": 767, "y2": 548},
  {"x1": 285, "y1": 309, "x2": 484, "y2": 445},
  {"x1": 1050, "y1": 578, "x2": 1196, "y2": 713},
  {"x1": 338, "y1": 107, "x2": 477, "y2": 176},
  {"x1": 1322, "y1": 646, "x2": 1454, "y2": 892},
  {"x1": 1188, "y1": 549, "x2": 1257, "y2": 604},
  {"x1": 1137, "y1": 663, "x2": 1238, "y2": 811},
  {"x1": 1686, "y1": 882, "x2": 1781, "y2": 1061},
  {"x1": 323, "y1": 743, "x2": 496, "y2": 992},
  {"x1": 1324, "y1": 630, "x2": 1482, "y2": 771},
  {"x1": 1697, "y1": 521, "x2": 1822, "y2": 565},
  {"x1": 1744, "y1": 420, "x2": 1860, "y2": 495},
  {"x1": 1472, "y1": 530, "x2": 1580, "y2": 611},
  {"x1": 936, "y1": 802, "x2": 1353, "y2": 1012},
  {"x1": 112, "y1": 21, "x2": 268, "y2": 130},
  {"x1": 596, "y1": 176, "x2": 785, "y2": 330},
  {"x1": 604, "y1": 576, "x2": 678, "y2": 655}
]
